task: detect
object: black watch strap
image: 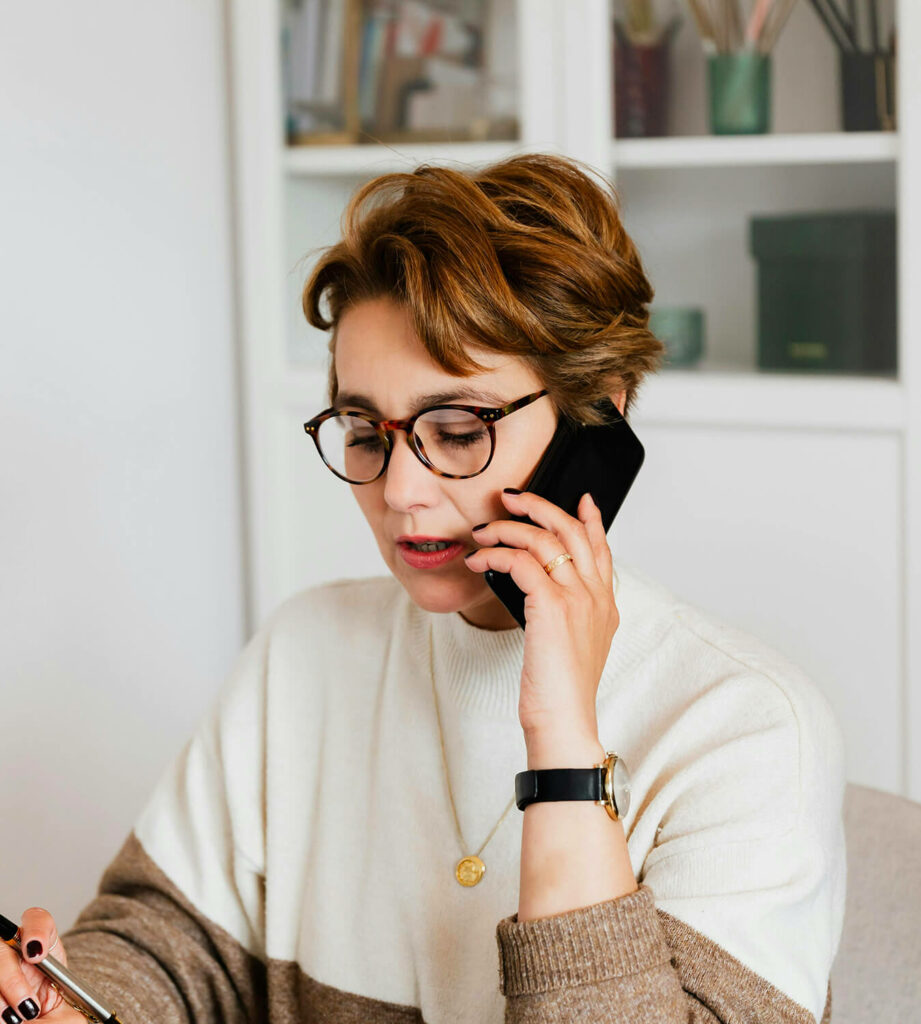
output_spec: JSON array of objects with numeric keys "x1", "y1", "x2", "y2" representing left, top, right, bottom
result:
[{"x1": 514, "y1": 766, "x2": 604, "y2": 811}]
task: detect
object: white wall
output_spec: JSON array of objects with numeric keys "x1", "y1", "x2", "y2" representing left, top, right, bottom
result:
[{"x1": 0, "y1": 1, "x2": 246, "y2": 928}]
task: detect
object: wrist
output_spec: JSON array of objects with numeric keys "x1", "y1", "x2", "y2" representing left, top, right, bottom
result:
[{"x1": 524, "y1": 729, "x2": 606, "y2": 770}]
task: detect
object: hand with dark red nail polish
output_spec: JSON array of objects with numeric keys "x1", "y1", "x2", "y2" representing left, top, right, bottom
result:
[{"x1": 0, "y1": 906, "x2": 79, "y2": 1020}]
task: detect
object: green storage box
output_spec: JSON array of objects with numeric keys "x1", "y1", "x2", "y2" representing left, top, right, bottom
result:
[{"x1": 749, "y1": 210, "x2": 897, "y2": 374}]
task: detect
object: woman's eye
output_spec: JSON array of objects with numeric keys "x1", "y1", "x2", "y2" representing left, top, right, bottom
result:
[
  {"x1": 347, "y1": 435, "x2": 382, "y2": 449},
  {"x1": 437, "y1": 430, "x2": 485, "y2": 448}
]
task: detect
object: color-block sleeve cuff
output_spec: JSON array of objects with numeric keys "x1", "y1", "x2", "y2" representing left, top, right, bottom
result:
[{"x1": 495, "y1": 883, "x2": 670, "y2": 996}]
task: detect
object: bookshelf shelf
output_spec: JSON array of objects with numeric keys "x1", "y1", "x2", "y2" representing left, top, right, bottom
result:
[
  {"x1": 284, "y1": 139, "x2": 527, "y2": 177},
  {"x1": 283, "y1": 132, "x2": 899, "y2": 179},
  {"x1": 613, "y1": 131, "x2": 899, "y2": 170}
]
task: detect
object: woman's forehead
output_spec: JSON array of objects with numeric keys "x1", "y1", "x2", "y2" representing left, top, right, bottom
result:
[
  {"x1": 334, "y1": 300, "x2": 501, "y2": 370},
  {"x1": 333, "y1": 302, "x2": 540, "y2": 409}
]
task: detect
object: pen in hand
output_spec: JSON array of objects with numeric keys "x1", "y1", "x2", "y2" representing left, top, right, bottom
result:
[{"x1": 0, "y1": 913, "x2": 123, "y2": 1024}]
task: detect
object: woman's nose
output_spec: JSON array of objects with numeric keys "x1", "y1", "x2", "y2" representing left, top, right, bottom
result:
[{"x1": 382, "y1": 429, "x2": 439, "y2": 510}]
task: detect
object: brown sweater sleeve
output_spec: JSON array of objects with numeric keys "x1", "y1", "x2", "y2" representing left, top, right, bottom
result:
[
  {"x1": 60, "y1": 833, "x2": 268, "y2": 1024},
  {"x1": 495, "y1": 884, "x2": 832, "y2": 1024}
]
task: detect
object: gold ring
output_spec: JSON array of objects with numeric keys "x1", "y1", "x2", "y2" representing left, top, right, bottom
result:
[{"x1": 542, "y1": 552, "x2": 574, "y2": 575}]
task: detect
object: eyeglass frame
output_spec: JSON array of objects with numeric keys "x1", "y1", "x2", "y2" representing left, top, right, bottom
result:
[{"x1": 303, "y1": 388, "x2": 550, "y2": 484}]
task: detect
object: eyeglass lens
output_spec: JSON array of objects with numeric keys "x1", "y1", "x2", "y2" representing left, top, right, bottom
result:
[{"x1": 317, "y1": 409, "x2": 493, "y2": 482}]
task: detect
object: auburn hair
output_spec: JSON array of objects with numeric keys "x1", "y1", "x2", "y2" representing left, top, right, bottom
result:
[{"x1": 300, "y1": 151, "x2": 666, "y2": 424}]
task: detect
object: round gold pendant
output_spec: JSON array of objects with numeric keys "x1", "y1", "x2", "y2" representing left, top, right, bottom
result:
[{"x1": 455, "y1": 855, "x2": 486, "y2": 887}]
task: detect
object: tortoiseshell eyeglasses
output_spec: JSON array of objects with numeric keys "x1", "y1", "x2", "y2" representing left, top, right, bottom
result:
[{"x1": 303, "y1": 389, "x2": 549, "y2": 484}]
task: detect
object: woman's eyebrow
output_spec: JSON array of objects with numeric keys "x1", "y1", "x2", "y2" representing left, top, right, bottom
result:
[{"x1": 334, "y1": 386, "x2": 508, "y2": 415}]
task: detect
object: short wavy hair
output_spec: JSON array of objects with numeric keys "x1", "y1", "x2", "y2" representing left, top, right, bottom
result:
[{"x1": 300, "y1": 151, "x2": 665, "y2": 424}]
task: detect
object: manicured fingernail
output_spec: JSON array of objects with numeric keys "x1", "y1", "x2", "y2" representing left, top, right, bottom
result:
[
  {"x1": 503, "y1": 487, "x2": 522, "y2": 495},
  {"x1": 26, "y1": 941, "x2": 42, "y2": 959},
  {"x1": 2, "y1": 1007, "x2": 23, "y2": 1024},
  {"x1": 17, "y1": 1001, "x2": 38, "y2": 1021},
  {"x1": 472, "y1": 522, "x2": 488, "y2": 532}
]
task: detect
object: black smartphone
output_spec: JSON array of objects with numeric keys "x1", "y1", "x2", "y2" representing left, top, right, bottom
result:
[{"x1": 483, "y1": 396, "x2": 644, "y2": 629}]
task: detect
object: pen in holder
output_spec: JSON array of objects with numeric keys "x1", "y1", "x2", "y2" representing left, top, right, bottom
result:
[
  {"x1": 804, "y1": 0, "x2": 897, "y2": 132},
  {"x1": 612, "y1": 6, "x2": 681, "y2": 138},
  {"x1": 615, "y1": 36, "x2": 671, "y2": 137},
  {"x1": 840, "y1": 51, "x2": 896, "y2": 131},
  {"x1": 685, "y1": 0, "x2": 797, "y2": 136}
]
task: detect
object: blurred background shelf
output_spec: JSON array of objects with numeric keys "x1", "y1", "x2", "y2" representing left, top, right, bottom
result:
[
  {"x1": 613, "y1": 131, "x2": 899, "y2": 168},
  {"x1": 284, "y1": 139, "x2": 529, "y2": 176},
  {"x1": 284, "y1": 132, "x2": 899, "y2": 176}
]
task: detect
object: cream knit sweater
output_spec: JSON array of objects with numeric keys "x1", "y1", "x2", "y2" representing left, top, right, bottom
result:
[{"x1": 63, "y1": 562, "x2": 846, "y2": 1023}]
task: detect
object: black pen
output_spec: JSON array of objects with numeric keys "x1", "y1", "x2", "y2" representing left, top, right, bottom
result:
[
  {"x1": 826, "y1": 0, "x2": 858, "y2": 50},
  {"x1": 807, "y1": 0, "x2": 856, "y2": 52},
  {"x1": 0, "y1": 913, "x2": 124, "y2": 1023},
  {"x1": 868, "y1": 0, "x2": 879, "y2": 53}
]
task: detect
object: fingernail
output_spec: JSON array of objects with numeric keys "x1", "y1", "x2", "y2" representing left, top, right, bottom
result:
[
  {"x1": 25, "y1": 941, "x2": 42, "y2": 959},
  {"x1": 2, "y1": 1007, "x2": 23, "y2": 1024},
  {"x1": 503, "y1": 487, "x2": 522, "y2": 495},
  {"x1": 472, "y1": 522, "x2": 488, "y2": 532},
  {"x1": 17, "y1": 1001, "x2": 38, "y2": 1021}
]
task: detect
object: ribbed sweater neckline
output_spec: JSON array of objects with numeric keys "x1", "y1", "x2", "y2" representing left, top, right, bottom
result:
[{"x1": 406, "y1": 563, "x2": 664, "y2": 719}]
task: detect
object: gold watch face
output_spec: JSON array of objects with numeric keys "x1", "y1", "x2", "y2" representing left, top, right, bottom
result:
[{"x1": 612, "y1": 756, "x2": 631, "y2": 818}]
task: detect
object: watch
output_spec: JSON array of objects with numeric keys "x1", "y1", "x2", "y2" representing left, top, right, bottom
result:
[{"x1": 514, "y1": 751, "x2": 631, "y2": 821}]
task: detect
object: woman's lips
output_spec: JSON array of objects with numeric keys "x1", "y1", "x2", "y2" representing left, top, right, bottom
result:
[{"x1": 396, "y1": 538, "x2": 467, "y2": 569}]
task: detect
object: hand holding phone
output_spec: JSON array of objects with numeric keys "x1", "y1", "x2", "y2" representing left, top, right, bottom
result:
[
  {"x1": 462, "y1": 398, "x2": 643, "y2": 739},
  {"x1": 482, "y1": 397, "x2": 644, "y2": 629}
]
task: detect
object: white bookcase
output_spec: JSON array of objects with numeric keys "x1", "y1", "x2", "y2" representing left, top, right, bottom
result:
[{"x1": 226, "y1": 0, "x2": 921, "y2": 799}]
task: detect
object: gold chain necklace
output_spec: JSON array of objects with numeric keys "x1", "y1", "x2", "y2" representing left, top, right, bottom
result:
[{"x1": 428, "y1": 622, "x2": 517, "y2": 887}]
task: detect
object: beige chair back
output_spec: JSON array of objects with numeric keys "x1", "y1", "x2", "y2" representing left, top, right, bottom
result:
[{"x1": 829, "y1": 782, "x2": 921, "y2": 1022}]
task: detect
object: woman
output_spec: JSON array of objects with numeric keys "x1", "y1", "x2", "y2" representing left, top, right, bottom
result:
[{"x1": 0, "y1": 153, "x2": 845, "y2": 1024}]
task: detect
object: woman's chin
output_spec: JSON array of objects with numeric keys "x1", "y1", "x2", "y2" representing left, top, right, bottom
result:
[
  {"x1": 392, "y1": 566, "x2": 489, "y2": 616},
  {"x1": 393, "y1": 570, "x2": 517, "y2": 628}
]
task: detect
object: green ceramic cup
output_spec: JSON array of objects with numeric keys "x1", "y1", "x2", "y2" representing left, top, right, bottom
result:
[
  {"x1": 708, "y1": 53, "x2": 771, "y2": 135},
  {"x1": 649, "y1": 307, "x2": 705, "y2": 367}
]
